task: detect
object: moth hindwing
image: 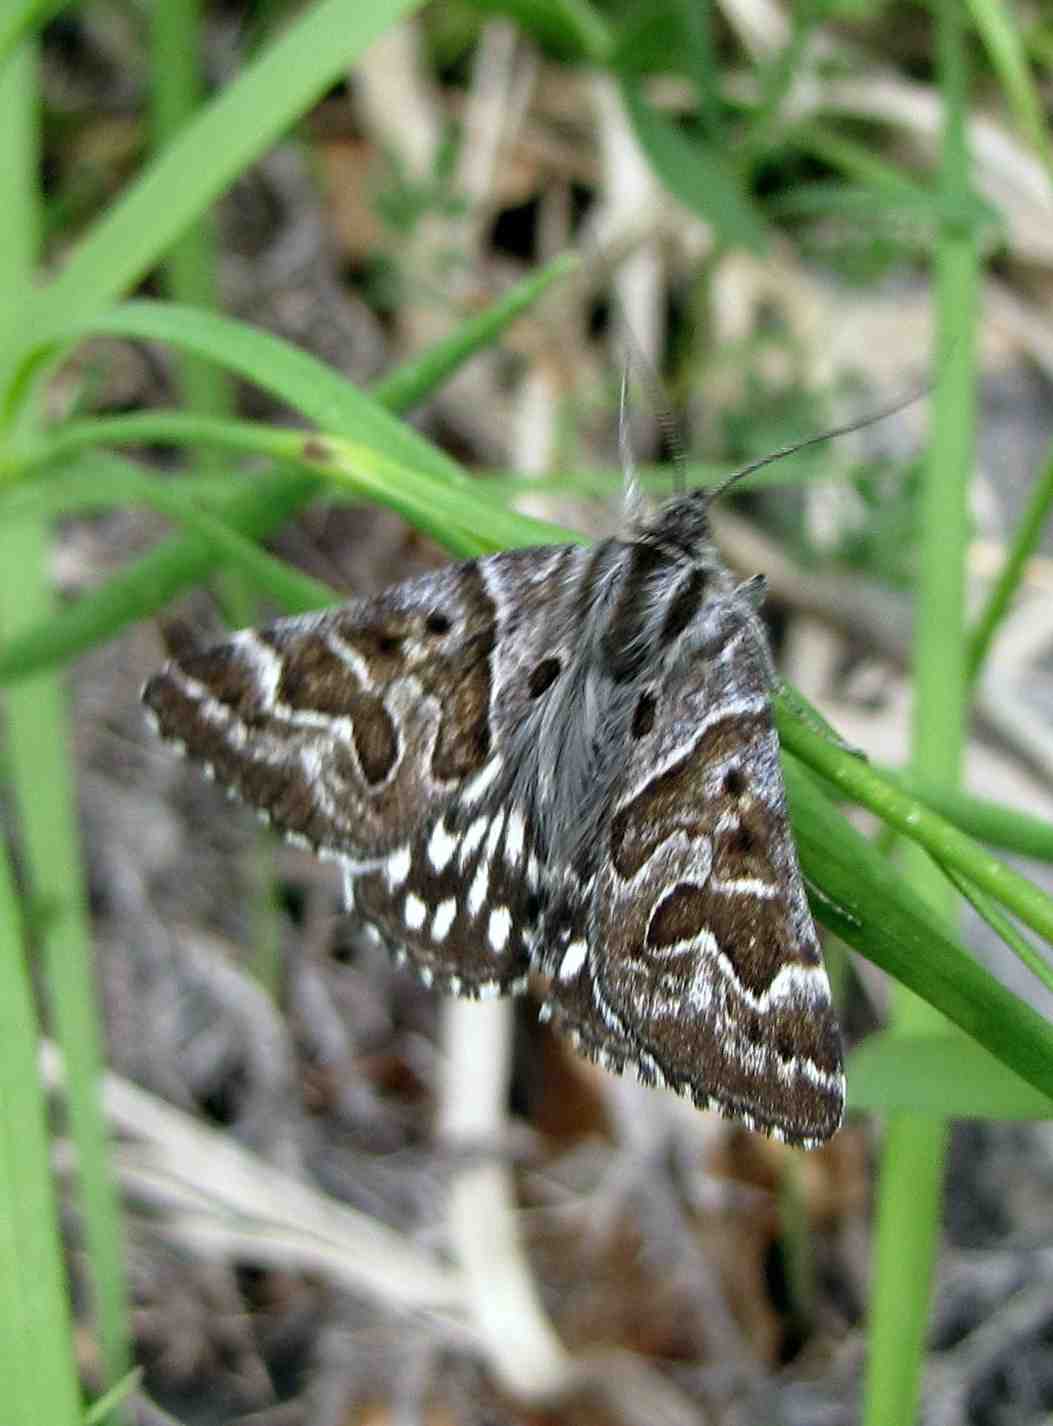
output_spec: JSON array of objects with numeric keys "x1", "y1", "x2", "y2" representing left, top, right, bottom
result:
[{"x1": 143, "y1": 490, "x2": 844, "y2": 1148}]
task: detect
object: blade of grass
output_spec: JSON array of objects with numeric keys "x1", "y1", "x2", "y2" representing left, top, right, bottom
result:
[
  {"x1": 967, "y1": 438, "x2": 1053, "y2": 682},
  {"x1": 876, "y1": 770, "x2": 1053, "y2": 863},
  {"x1": 0, "y1": 0, "x2": 67, "y2": 65},
  {"x1": 966, "y1": 0, "x2": 1053, "y2": 172},
  {"x1": 672, "y1": 0, "x2": 721, "y2": 140},
  {"x1": 24, "y1": 301, "x2": 471, "y2": 485},
  {"x1": 775, "y1": 707, "x2": 1053, "y2": 949},
  {"x1": 620, "y1": 77, "x2": 768, "y2": 253},
  {"x1": 863, "y1": 4, "x2": 979, "y2": 1422},
  {"x1": 0, "y1": 833, "x2": 83, "y2": 1425},
  {"x1": 783, "y1": 761, "x2": 1053, "y2": 1105},
  {"x1": 0, "y1": 515, "x2": 133, "y2": 1400},
  {"x1": 797, "y1": 122, "x2": 945, "y2": 201},
  {"x1": 848, "y1": 1032, "x2": 1053, "y2": 1119},
  {"x1": 23, "y1": 0, "x2": 427, "y2": 347},
  {"x1": 367, "y1": 252, "x2": 581, "y2": 411},
  {"x1": 6, "y1": 411, "x2": 574, "y2": 551},
  {"x1": 0, "y1": 468, "x2": 321, "y2": 684},
  {"x1": 465, "y1": 0, "x2": 614, "y2": 64},
  {"x1": 290, "y1": 433, "x2": 579, "y2": 552},
  {"x1": 0, "y1": 255, "x2": 579, "y2": 683},
  {"x1": 0, "y1": 30, "x2": 131, "y2": 1405},
  {"x1": 745, "y1": 0, "x2": 822, "y2": 163},
  {"x1": 70, "y1": 461, "x2": 337, "y2": 611},
  {"x1": 938, "y1": 858, "x2": 1053, "y2": 998},
  {"x1": 150, "y1": 0, "x2": 230, "y2": 422},
  {"x1": 0, "y1": 451, "x2": 242, "y2": 519},
  {"x1": 84, "y1": 1371, "x2": 144, "y2": 1426}
]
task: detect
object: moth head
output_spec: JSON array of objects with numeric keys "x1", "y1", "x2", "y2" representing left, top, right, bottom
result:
[{"x1": 628, "y1": 490, "x2": 715, "y2": 562}]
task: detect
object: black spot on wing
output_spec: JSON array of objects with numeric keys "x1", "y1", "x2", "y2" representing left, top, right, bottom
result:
[
  {"x1": 528, "y1": 658, "x2": 561, "y2": 698},
  {"x1": 631, "y1": 692, "x2": 656, "y2": 738},
  {"x1": 723, "y1": 766, "x2": 746, "y2": 798}
]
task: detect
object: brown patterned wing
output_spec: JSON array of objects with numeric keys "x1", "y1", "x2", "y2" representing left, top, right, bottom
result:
[
  {"x1": 541, "y1": 653, "x2": 845, "y2": 1148},
  {"x1": 142, "y1": 546, "x2": 583, "y2": 996}
]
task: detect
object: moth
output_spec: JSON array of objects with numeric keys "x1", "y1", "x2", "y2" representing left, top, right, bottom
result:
[{"x1": 143, "y1": 473, "x2": 845, "y2": 1148}]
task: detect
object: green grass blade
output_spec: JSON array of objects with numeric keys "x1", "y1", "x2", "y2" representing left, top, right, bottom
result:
[
  {"x1": 938, "y1": 859, "x2": 1053, "y2": 998},
  {"x1": 876, "y1": 771, "x2": 1053, "y2": 862},
  {"x1": 293, "y1": 433, "x2": 576, "y2": 551},
  {"x1": 84, "y1": 1370, "x2": 144, "y2": 1426},
  {"x1": 41, "y1": 301, "x2": 469, "y2": 484},
  {"x1": 0, "y1": 467, "x2": 319, "y2": 685},
  {"x1": 0, "y1": 841, "x2": 83, "y2": 1426},
  {"x1": 0, "y1": 0, "x2": 66, "y2": 65},
  {"x1": 967, "y1": 439, "x2": 1053, "y2": 682},
  {"x1": 71, "y1": 461, "x2": 338, "y2": 612},
  {"x1": 849, "y1": 1033, "x2": 1053, "y2": 1119},
  {"x1": 465, "y1": 0, "x2": 613, "y2": 63},
  {"x1": 9, "y1": 411, "x2": 574, "y2": 552},
  {"x1": 965, "y1": 0, "x2": 1053, "y2": 170},
  {"x1": 864, "y1": 3, "x2": 980, "y2": 1420},
  {"x1": 620, "y1": 77, "x2": 768, "y2": 252},
  {"x1": 377, "y1": 252, "x2": 580, "y2": 411},
  {"x1": 0, "y1": 511, "x2": 132, "y2": 1398},
  {"x1": 25, "y1": 0, "x2": 427, "y2": 343},
  {"x1": 149, "y1": 0, "x2": 231, "y2": 423},
  {"x1": 776, "y1": 707, "x2": 1053, "y2": 949},
  {"x1": 0, "y1": 258, "x2": 578, "y2": 683},
  {"x1": 0, "y1": 28, "x2": 131, "y2": 1406},
  {"x1": 784, "y1": 761, "x2": 1053, "y2": 1105}
]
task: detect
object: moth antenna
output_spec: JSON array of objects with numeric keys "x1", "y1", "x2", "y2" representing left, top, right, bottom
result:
[
  {"x1": 618, "y1": 364, "x2": 644, "y2": 521},
  {"x1": 703, "y1": 380, "x2": 931, "y2": 508},
  {"x1": 614, "y1": 302, "x2": 690, "y2": 496}
]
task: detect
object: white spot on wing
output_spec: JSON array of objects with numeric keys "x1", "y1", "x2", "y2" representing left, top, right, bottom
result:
[
  {"x1": 432, "y1": 898, "x2": 456, "y2": 942},
  {"x1": 404, "y1": 893, "x2": 426, "y2": 930},
  {"x1": 462, "y1": 755, "x2": 503, "y2": 806},
  {"x1": 488, "y1": 906, "x2": 512, "y2": 953},
  {"x1": 459, "y1": 815, "x2": 489, "y2": 867},
  {"x1": 504, "y1": 807, "x2": 526, "y2": 866},
  {"x1": 485, "y1": 810, "x2": 506, "y2": 862},
  {"x1": 468, "y1": 862, "x2": 489, "y2": 918},
  {"x1": 558, "y1": 939, "x2": 588, "y2": 981},
  {"x1": 765, "y1": 961, "x2": 829, "y2": 1005},
  {"x1": 711, "y1": 876, "x2": 779, "y2": 899},
  {"x1": 427, "y1": 818, "x2": 458, "y2": 873},
  {"x1": 231, "y1": 629, "x2": 282, "y2": 708},
  {"x1": 385, "y1": 845, "x2": 411, "y2": 888}
]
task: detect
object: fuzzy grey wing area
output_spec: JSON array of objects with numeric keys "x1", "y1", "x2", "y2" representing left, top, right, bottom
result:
[{"x1": 545, "y1": 661, "x2": 845, "y2": 1148}]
